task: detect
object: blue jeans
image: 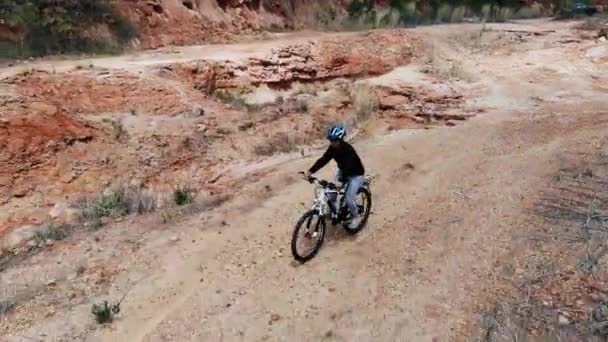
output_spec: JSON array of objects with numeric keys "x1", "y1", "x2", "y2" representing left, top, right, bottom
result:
[{"x1": 336, "y1": 170, "x2": 364, "y2": 218}]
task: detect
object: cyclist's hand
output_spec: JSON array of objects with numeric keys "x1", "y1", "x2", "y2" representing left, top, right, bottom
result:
[{"x1": 300, "y1": 171, "x2": 312, "y2": 181}]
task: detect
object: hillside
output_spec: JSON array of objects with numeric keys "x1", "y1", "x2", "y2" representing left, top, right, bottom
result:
[{"x1": 2, "y1": 0, "x2": 598, "y2": 57}]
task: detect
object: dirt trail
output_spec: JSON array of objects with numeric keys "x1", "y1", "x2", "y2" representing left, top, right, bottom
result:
[
  {"x1": 98, "y1": 21, "x2": 608, "y2": 342},
  {"x1": 95, "y1": 113, "x2": 604, "y2": 342},
  {"x1": 0, "y1": 31, "x2": 358, "y2": 81},
  {"x1": 3, "y1": 19, "x2": 608, "y2": 342}
]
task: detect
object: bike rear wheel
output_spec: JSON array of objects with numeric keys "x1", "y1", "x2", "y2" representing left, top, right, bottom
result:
[
  {"x1": 343, "y1": 187, "x2": 372, "y2": 234},
  {"x1": 291, "y1": 210, "x2": 326, "y2": 263}
]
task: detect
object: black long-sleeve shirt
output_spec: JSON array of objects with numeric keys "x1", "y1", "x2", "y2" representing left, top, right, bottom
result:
[{"x1": 309, "y1": 141, "x2": 365, "y2": 177}]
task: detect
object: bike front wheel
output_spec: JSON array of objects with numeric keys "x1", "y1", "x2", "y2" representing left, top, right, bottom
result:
[{"x1": 291, "y1": 210, "x2": 327, "y2": 263}]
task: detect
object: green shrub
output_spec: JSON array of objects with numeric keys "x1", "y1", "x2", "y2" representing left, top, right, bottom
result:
[
  {"x1": 173, "y1": 186, "x2": 194, "y2": 206},
  {"x1": 34, "y1": 224, "x2": 70, "y2": 242},
  {"x1": 345, "y1": 0, "x2": 552, "y2": 28},
  {"x1": 76, "y1": 184, "x2": 158, "y2": 228},
  {"x1": 348, "y1": 0, "x2": 375, "y2": 18},
  {"x1": 91, "y1": 301, "x2": 120, "y2": 324}
]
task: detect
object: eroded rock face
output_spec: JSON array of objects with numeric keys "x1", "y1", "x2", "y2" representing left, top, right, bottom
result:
[
  {"x1": 0, "y1": 110, "x2": 95, "y2": 198},
  {"x1": 174, "y1": 30, "x2": 421, "y2": 90}
]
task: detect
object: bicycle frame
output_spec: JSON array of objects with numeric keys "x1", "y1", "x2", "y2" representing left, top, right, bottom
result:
[
  {"x1": 293, "y1": 173, "x2": 374, "y2": 262},
  {"x1": 305, "y1": 173, "x2": 375, "y2": 220},
  {"x1": 310, "y1": 178, "x2": 371, "y2": 225}
]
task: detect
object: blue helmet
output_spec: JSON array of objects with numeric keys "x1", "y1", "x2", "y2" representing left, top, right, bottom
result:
[{"x1": 327, "y1": 124, "x2": 346, "y2": 141}]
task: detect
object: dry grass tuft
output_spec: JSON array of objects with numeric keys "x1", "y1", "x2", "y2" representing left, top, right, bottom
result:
[
  {"x1": 423, "y1": 45, "x2": 473, "y2": 81},
  {"x1": 349, "y1": 82, "x2": 378, "y2": 127},
  {"x1": 253, "y1": 132, "x2": 299, "y2": 156}
]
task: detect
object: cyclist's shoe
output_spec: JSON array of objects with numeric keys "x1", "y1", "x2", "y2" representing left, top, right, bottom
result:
[{"x1": 348, "y1": 215, "x2": 362, "y2": 229}]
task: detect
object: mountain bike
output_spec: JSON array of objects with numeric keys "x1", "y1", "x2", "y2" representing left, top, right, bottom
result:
[{"x1": 291, "y1": 172, "x2": 373, "y2": 263}]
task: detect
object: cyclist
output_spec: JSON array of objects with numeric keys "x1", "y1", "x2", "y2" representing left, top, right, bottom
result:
[{"x1": 305, "y1": 124, "x2": 365, "y2": 229}]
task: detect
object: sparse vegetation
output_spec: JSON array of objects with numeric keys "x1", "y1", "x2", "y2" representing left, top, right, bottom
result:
[
  {"x1": 482, "y1": 150, "x2": 608, "y2": 342},
  {"x1": 91, "y1": 301, "x2": 120, "y2": 324},
  {"x1": 345, "y1": 0, "x2": 559, "y2": 28},
  {"x1": 76, "y1": 184, "x2": 158, "y2": 228},
  {"x1": 34, "y1": 223, "x2": 70, "y2": 243},
  {"x1": 514, "y1": 2, "x2": 544, "y2": 19},
  {"x1": 253, "y1": 133, "x2": 299, "y2": 156},
  {"x1": 173, "y1": 186, "x2": 194, "y2": 206},
  {"x1": 296, "y1": 100, "x2": 309, "y2": 113},
  {"x1": 349, "y1": 82, "x2": 378, "y2": 126},
  {"x1": 0, "y1": 299, "x2": 16, "y2": 316},
  {"x1": 213, "y1": 89, "x2": 260, "y2": 112},
  {"x1": 575, "y1": 13, "x2": 608, "y2": 31},
  {"x1": 0, "y1": 0, "x2": 136, "y2": 58},
  {"x1": 292, "y1": 82, "x2": 318, "y2": 96},
  {"x1": 160, "y1": 192, "x2": 231, "y2": 224},
  {"x1": 314, "y1": 3, "x2": 343, "y2": 30},
  {"x1": 591, "y1": 302, "x2": 608, "y2": 336},
  {"x1": 102, "y1": 118, "x2": 127, "y2": 141},
  {"x1": 423, "y1": 45, "x2": 472, "y2": 81}
]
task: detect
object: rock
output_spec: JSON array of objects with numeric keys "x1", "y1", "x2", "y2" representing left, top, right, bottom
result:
[
  {"x1": 169, "y1": 235, "x2": 179, "y2": 242},
  {"x1": 26, "y1": 240, "x2": 38, "y2": 248},
  {"x1": 196, "y1": 123, "x2": 208, "y2": 132},
  {"x1": 49, "y1": 202, "x2": 69, "y2": 219},
  {"x1": 558, "y1": 313, "x2": 570, "y2": 325},
  {"x1": 46, "y1": 279, "x2": 57, "y2": 287},
  {"x1": 599, "y1": 36, "x2": 607, "y2": 43},
  {"x1": 3, "y1": 225, "x2": 40, "y2": 249},
  {"x1": 191, "y1": 106, "x2": 205, "y2": 117},
  {"x1": 269, "y1": 313, "x2": 281, "y2": 325},
  {"x1": 130, "y1": 178, "x2": 144, "y2": 189},
  {"x1": 60, "y1": 172, "x2": 78, "y2": 184},
  {"x1": 379, "y1": 95, "x2": 407, "y2": 110},
  {"x1": 49, "y1": 202, "x2": 81, "y2": 226},
  {"x1": 46, "y1": 308, "x2": 56, "y2": 317},
  {"x1": 12, "y1": 185, "x2": 31, "y2": 198},
  {"x1": 590, "y1": 292, "x2": 608, "y2": 302},
  {"x1": 237, "y1": 121, "x2": 255, "y2": 131},
  {"x1": 28, "y1": 102, "x2": 59, "y2": 115}
]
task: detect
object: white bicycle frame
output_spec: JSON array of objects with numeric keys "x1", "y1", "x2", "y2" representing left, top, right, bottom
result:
[{"x1": 310, "y1": 173, "x2": 376, "y2": 218}]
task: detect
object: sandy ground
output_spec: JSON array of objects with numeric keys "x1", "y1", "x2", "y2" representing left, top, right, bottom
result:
[{"x1": 2, "y1": 19, "x2": 608, "y2": 342}]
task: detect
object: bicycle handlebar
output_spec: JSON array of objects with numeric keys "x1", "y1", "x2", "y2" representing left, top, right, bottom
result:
[{"x1": 298, "y1": 172, "x2": 331, "y2": 187}]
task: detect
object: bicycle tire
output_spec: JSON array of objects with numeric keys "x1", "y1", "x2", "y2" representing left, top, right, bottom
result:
[
  {"x1": 343, "y1": 187, "x2": 372, "y2": 234},
  {"x1": 291, "y1": 210, "x2": 326, "y2": 263}
]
